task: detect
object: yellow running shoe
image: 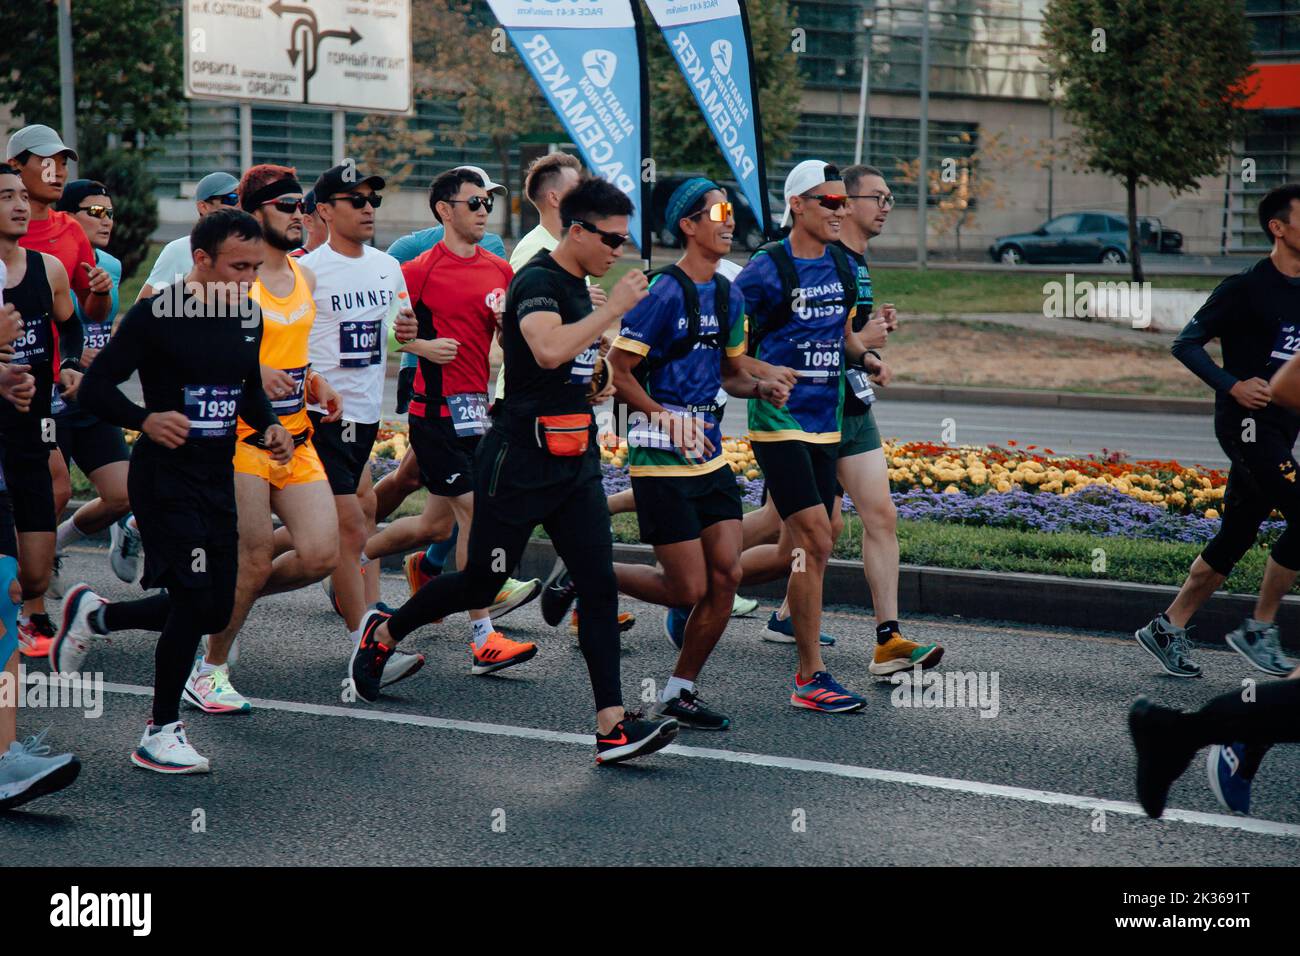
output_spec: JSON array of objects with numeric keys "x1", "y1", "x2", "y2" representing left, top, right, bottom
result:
[
  {"x1": 869, "y1": 632, "x2": 944, "y2": 676},
  {"x1": 488, "y1": 577, "x2": 542, "y2": 620}
]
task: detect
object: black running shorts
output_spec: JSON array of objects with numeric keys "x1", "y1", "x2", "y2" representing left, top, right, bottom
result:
[
  {"x1": 631, "y1": 467, "x2": 742, "y2": 546},
  {"x1": 408, "y1": 414, "x2": 478, "y2": 498},
  {"x1": 308, "y1": 413, "x2": 380, "y2": 496},
  {"x1": 751, "y1": 439, "x2": 838, "y2": 520}
]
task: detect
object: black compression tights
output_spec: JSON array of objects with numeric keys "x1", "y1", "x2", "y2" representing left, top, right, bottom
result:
[
  {"x1": 102, "y1": 588, "x2": 235, "y2": 726},
  {"x1": 1170, "y1": 677, "x2": 1300, "y2": 778}
]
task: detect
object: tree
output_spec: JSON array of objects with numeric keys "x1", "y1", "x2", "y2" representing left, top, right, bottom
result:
[
  {"x1": 0, "y1": 0, "x2": 185, "y2": 153},
  {"x1": 896, "y1": 129, "x2": 1039, "y2": 255},
  {"x1": 1041, "y1": 0, "x2": 1255, "y2": 281},
  {"x1": 0, "y1": 0, "x2": 185, "y2": 280},
  {"x1": 643, "y1": 0, "x2": 803, "y2": 181},
  {"x1": 348, "y1": 114, "x2": 435, "y2": 193},
  {"x1": 414, "y1": 0, "x2": 551, "y2": 238}
]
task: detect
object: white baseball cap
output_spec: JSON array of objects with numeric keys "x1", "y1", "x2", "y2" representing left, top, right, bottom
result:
[
  {"x1": 456, "y1": 165, "x2": 507, "y2": 197},
  {"x1": 781, "y1": 159, "x2": 843, "y2": 227},
  {"x1": 5, "y1": 124, "x2": 78, "y2": 163}
]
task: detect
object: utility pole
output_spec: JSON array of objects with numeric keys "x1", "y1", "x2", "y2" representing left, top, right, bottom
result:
[
  {"x1": 916, "y1": 0, "x2": 930, "y2": 265},
  {"x1": 58, "y1": 0, "x2": 78, "y2": 175}
]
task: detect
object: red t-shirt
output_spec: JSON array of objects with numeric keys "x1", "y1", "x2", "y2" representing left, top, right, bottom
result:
[
  {"x1": 20, "y1": 210, "x2": 94, "y2": 296},
  {"x1": 402, "y1": 242, "x2": 513, "y2": 419}
]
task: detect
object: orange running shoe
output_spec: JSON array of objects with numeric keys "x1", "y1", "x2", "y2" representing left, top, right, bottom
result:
[
  {"x1": 18, "y1": 614, "x2": 55, "y2": 659},
  {"x1": 568, "y1": 610, "x2": 637, "y2": 636},
  {"x1": 470, "y1": 632, "x2": 538, "y2": 675},
  {"x1": 403, "y1": 552, "x2": 443, "y2": 622}
]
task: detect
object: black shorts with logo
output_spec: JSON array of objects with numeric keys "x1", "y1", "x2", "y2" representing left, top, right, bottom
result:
[
  {"x1": 56, "y1": 418, "x2": 130, "y2": 477},
  {"x1": 752, "y1": 439, "x2": 838, "y2": 520},
  {"x1": 308, "y1": 412, "x2": 380, "y2": 496},
  {"x1": 408, "y1": 413, "x2": 478, "y2": 498},
  {"x1": 632, "y1": 466, "x2": 743, "y2": 546},
  {"x1": 0, "y1": 422, "x2": 56, "y2": 533}
]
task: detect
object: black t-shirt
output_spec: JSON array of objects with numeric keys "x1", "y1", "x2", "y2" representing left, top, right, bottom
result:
[
  {"x1": 500, "y1": 250, "x2": 600, "y2": 422},
  {"x1": 1172, "y1": 257, "x2": 1300, "y2": 424},
  {"x1": 79, "y1": 289, "x2": 276, "y2": 468}
]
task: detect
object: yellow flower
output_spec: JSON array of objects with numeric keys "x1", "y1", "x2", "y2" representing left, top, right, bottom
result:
[
  {"x1": 943, "y1": 484, "x2": 960, "y2": 494},
  {"x1": 1205, "y1": 508, "x2": 1220, "y2": 519}
]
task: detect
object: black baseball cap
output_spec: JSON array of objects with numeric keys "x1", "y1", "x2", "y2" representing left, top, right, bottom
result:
[
  {"x1": 312, "y1": 164, "x2": 385, "y2": 204},
  {"x1": 55, "y1": 179, "x2": 110, "y2": 213}
]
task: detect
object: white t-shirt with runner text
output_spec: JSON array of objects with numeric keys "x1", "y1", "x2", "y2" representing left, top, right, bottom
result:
[{"x1": 303, "y1": 242, "x2": 409, "y2": 424}]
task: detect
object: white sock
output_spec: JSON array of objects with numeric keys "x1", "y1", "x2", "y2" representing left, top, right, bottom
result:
[
  {"x1": 348, "y1": 627, "x2": 361, "y2": 646},
  {"x1": 471, "y1": 617, "x2": 494, "y2": 648},
  {"x1": 359, "y1": 551, "x2": 372, "y2": 568},
  {"x1": 196, "y1": 658, "x2": 218, "y2": 677},
  {"x1": 126, "y1": 515, "x2": 138, "y2": 533},
  {"x1": 661, "y1": 675, "x2": 695, "y2": 702},
  {"x1": 56, "y1": 516, "x2": 85, "y2": 550}
]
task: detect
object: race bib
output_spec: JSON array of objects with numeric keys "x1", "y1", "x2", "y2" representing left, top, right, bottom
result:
[
  {"x1": 12, "y1": 319, "x2": 48, "y2": 367},
  {"x1": 846, "y1": 367, "x2": 877, "y2": 405},
  {"x1": 83, "y1": 321, "x2": 112, "y2": 351},
  {"x1": 270, "y1": 366, "x2": 307, "y2": 416},
  {"x1": 184, "y1": 384, "x2": 241, "y2": 438},
  {"x1": 50, "y1": 383, "x2": 66, "y2": 415},
  {"x1": 568, "y1": 342, "x2": 599, "y2": 385},
  {"x1": 628, "y1": 403, "x2": 713, "y2": 460},
  {"x1": 1271, "y1": 322, "x2": 1300, "y2": 367},
  {"x1": 447, "y1": 392, "x2": 488, "y2": 437},
  {"x1": 796, "y1": 340, "x2": 842, "y2": 384},
  {"x1": 339, "y1": 319, "x2": 382, "y2": 368}
]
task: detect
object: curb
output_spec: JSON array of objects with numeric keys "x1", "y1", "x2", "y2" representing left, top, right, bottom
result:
[
  {"x1": 880, "y1": 383, "x2": 1211, "y2": 416},
  {"x1": 63, "y1": 503, "x2": 1299, "y2": 653}
]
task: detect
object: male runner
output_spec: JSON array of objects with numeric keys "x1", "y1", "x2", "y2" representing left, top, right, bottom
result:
[
  {"x1": 746, "y1": 165, "x2": 943, "y2": 671},
  {"x1": 372, "y1": 167, "x2": 540, "y2": 621},
  {"x1": 7, "y1": 127, "x2": 103, "y2": 647},
  {"x1": 291, "y1": 163, "x2": 419, "y2": 647},
  {"x1": 360, "y1": 167, "x2": 536, "y2": 671},
  {"x1": 0, "y1": 285, "x2": 80, "y2": 809},
  {"x1": 181, "y1": 166, "x2": 352, "y2": 709},
  {"x1": 48, "y1": 180, "x2": 131, "y2": 597},
  {"x1": 606, "y1": 178, "x2": 795, "y2": 729},
  {"x1": 135, "y1": 171, "x2": 241, "y2": 301},
  {"x1": 349, "y1": 178, "x2": 679, "y2": 763},
  {"x1": 732, "y1": 160, "x2": 873, "y2": 712},
  {"x1": 67, "y1": 208, "x2": 293, "y2": 773},
  {"x1": 0, "y1": 163, "x2": 84, "y2": 661},
  {"x1": 1134, "y1": 183, "x2": 1300, "y2": 679},
  {"x1": 289, "y1": 189, "x2": 327, "y2": 259}
]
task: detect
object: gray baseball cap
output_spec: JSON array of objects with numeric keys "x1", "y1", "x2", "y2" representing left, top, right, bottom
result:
[
  {"x1": 5, "y1": 124, "x2": 78, "y2": 163},
  {"x1": 195, "y1": 171, "x2": 240, "y2": 202}
]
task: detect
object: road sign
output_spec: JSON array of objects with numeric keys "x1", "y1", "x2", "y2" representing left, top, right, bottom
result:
[{"x1": 184, "y1": 0, "x2": 412, "y2": 113}]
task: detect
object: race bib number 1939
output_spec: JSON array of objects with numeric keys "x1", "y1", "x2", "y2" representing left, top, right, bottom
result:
[{"x1": 184, "y1": 384, "x2": 241, "y2": 438}]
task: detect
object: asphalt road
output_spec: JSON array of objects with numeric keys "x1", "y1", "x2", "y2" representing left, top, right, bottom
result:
[{"x1": 3, "y1": 548, "x2": 1297, "y2": 865}]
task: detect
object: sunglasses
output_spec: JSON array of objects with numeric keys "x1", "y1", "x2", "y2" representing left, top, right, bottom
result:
[
  {"x1": 78, "y1": 204, "x2": 114, "y2": 220},
  {"x1": 329, "y1": 193, "x2": 382, "y2": 210},
  {"x1": 687, "y1": 201, "x2": 734, "y2": 223},
  {"x1": 848, "y1": 193, "x2": 896, "y2": 209},
  {"x1": 210, "y1": 192, "x2": 240, "y2": 207},
  {"x1": 801, "y1": 192, "x2": 849, "y2": 211},
  {"x1": 568, "y1": 219, "x2": 628, "y2": 250},
  {"x1": 444, "y1": 196, "x2": 494, "y2": 213},
  {"x1": 263, "y1": 197, "x2": 307, "y2": 214}
]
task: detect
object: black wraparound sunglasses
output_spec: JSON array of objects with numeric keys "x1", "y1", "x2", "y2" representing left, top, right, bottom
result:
[{"x1": 567, "y1": 218, "x2": 628, "y2": 249}]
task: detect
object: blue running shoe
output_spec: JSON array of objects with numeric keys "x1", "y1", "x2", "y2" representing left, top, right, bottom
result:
[
  {"x1": 1207, "y1": 743, "x2": 1251, "y2": 815},
  {"x1": 763, "y1": 611, "x2": 835, "y2": 647},
  {"x1": 790, "y1": 670, "x2": 865, "y2": 713},
  {"x1": 664, "y1": 607, "x2": 689, "y2": 651}
]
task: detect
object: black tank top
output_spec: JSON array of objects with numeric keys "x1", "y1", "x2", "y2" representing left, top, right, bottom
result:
[{"x1": 2, "y1": 249, "x2": 55, "y2": 426}]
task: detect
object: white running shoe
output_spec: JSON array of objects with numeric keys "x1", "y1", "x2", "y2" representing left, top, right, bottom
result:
[
  {"x1": 197, "y1": 634, "x2": 239, "y2": 669},
  {"x1": 50, "y1": 583, "x2": 106, "y2": 675},
  {"x1": 130, "y1": 720, "x2": 210, "y2": 773},
  {"x1": 0, "y1": 730, "x2": 81, "y2": 810},
  {"x1": 183, "y1": 663, "x2": 252, "y2": 715},
  {"x1": 381, "y1": 648, "x2": 426, "y2": 688},
  {"x1": 731, "y1": 594, "x2": 759, "y2": 617},
  {"x1": 109, "y1": 516, "x2": 143, "y2": 584},
  {"x1": 46, "y1": 552, "x2": 67, "y2": 599}
]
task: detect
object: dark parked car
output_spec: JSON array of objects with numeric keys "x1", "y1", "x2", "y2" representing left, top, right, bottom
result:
[
  {"x1": 651, "y1": 174, "x2": 782, "y2": 251},
  {"x1": 988, "y1": 211, "x2": 1183, "y2": 265}
]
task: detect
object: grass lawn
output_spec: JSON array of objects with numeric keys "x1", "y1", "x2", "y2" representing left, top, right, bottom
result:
[{"x1": 867, "y1": 265, "x2": 1218, "y2": 315}]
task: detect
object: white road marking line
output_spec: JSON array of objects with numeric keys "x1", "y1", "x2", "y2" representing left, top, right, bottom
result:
[{"x1": 97, "y1": 680, "x2": 1300, "y2": 839}]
